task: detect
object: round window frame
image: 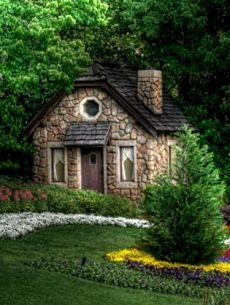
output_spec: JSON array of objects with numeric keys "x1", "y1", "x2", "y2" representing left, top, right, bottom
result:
[{"x1": 80, "y1": 97, "x2": 102, "y2": 121}]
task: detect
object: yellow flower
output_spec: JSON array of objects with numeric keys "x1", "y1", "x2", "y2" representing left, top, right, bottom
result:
[{"x1": 106, "y1": 248, "x2": 230, "y2": 273}]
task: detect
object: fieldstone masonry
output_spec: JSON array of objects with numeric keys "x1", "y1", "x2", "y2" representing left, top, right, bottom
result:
[
  {"x1": 67, "y1": 147, "x2": 80, "y2": 189},
  {"x1": 32, "y1": 87, "x2": 174, "y2": 201},
  {"x1": 138, "y1": 70, "x2": 163, "y2": 114}
]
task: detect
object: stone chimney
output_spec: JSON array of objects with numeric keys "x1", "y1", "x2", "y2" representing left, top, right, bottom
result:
[{"x1": 138, "y1": 70, "x2": 163, "y2": 114}]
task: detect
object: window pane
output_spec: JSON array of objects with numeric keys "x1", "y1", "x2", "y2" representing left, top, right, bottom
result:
[
  {"x1": 90, "y1": 153, "x2": 97, "y2": 164},
  {"x1": 169, "y1": 145, "x2": 176, "y2": 174},
  {"x1": 52, "y1": 148, "x2": 65, "y2": 182},
  {"x1": 84, "y1": 99, "x2": 99, "y2": 117},
  {"x1": 121, "y1": 147, "x2": 134, "y2": 181}
]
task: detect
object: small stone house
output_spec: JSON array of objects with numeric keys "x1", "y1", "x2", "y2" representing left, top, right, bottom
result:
[{"x1": 25, "y1": 61, "x2": 187, "y2": 201}]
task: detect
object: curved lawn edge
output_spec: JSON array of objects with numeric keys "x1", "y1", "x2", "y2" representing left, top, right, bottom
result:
[{"x1": 0, "y1": 212, "x2": 151, "y2": 239}]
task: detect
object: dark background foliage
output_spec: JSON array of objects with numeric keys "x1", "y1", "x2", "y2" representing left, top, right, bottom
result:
[
  {"x1": 88, "y1": 0, "x2": 230, "y2": 197},
  {"x1": 0, "y1": 0, "x2": 229, "y2": 198}
]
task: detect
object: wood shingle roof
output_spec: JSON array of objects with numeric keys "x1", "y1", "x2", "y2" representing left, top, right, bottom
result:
[
  {"x1": 64, "y1": 122, "x2": 111, "y2": 146},
  {"x1": 25, "y1": 60, "x2": 187, "y2": 137},
  {"x1": 81, "y1": 60, "x2": 188, "y2": 132}
]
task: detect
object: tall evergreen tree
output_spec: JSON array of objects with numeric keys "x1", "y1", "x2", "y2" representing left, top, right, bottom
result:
[{"x1": 145, "y1": 126, "x2": 226, "y2": 264}]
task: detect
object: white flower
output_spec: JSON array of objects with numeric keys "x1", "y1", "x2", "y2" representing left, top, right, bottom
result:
[
  {"x1": 224, "y1": 238, "x2": 230, "y2": 247},
  {"x1": 0, "y1": 212, "x2": 151, "y2": 239}
]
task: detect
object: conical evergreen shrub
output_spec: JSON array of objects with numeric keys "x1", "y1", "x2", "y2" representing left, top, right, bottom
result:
[{"x1": 145, "y1": 126, "x2": 226, "y2": 264}]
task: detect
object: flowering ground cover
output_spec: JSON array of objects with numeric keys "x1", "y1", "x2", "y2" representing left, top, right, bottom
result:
[
  {"x1": 107, "y1": 248, "x2": 230, "y2": 273},
  {"x1": 106, "y1": 247, "x2": 230, "y2": 296},
  {"x1": 124, "y1": 260, "x2": 230, "y2": 288},
  {"x1": 0, "y1": 212, "x2": 150, "y2": 239},
  {"x1": 26, "y1": 257, "x2": 222, "y2": 298},
  {"x1": 0, "y1": 186, "x2": 47, "y2": 202}
]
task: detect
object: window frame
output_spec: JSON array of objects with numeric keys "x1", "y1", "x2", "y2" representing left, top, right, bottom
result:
[
  {"x1": 84, "y1": 99, "x2": 100, "y2": 117},
  {"x1": 120, "y1": 146, "x2": 135, "y2": 182},
  {"x1": 51, "y1": 148, "x2": 65, "y2": 183},
  {"x1": 48, "y1": 142, "x2": 68, "y2": 185},
  {"x1": 79, "y1": 96, "x2": 102, "y2": 121},
  {"x1": 168, "y1": 139, "x2": 177, "y2": 174},
  {"x1": 116, "y1": 140, "x2": 137, "y2": 188}
]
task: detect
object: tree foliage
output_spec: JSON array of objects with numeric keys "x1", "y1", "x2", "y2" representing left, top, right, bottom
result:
[
  {"x1": 0, "y1": 0, "x2": 106, "y2": 160},
  {"x1": 89, "y1": 0, "x2": 230, "y2": 190},
  {"x1": 0, "y1": 0, "x2": 229, "y2": 190},
  {"x1": 145, "y1": 126, "x2": 226, "y2": 264}
]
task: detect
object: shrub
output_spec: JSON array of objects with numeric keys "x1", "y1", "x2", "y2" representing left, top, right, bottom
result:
[
  {"x1": 0, "y1": 176, "x2": 135, "y2": 217},
  {"x1": 43, "y1": 185, "x2": 134, "y2": 217},
  {"x1": 144, "y1": 126, "x2": 226, "y2": 264}
]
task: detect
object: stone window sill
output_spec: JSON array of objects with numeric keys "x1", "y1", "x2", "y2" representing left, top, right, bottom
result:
[
  {"x1": 117, "y1": 181, "x2": 138, "y2": 189},
  {"x1": 50, "y1": 182, "x2": 68, "y2": 187}
]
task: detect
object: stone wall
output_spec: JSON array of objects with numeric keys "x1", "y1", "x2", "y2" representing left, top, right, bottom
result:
[
  {"x1": 33, "y1": 127, "x2": 48, "y2": 183},
  {"x1": 67, "y1": 147, "x2": 80, "y2": 189},
  {"x1": 32, "y1": 87, "x2": 175, "y2": 201},
  {"x1": 138, "y1": 70, "x2": 163, "y2": 114}
]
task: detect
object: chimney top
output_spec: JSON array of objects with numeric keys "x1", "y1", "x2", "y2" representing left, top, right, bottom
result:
[{"x1": 137, "y1": 69, "x2": 163, "y2": 114}]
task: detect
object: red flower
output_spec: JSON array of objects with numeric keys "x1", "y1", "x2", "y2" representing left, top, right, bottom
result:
[
  {"x1": 223, "y1": 249, "x2": 230, "y2": 258},
  {"x1": 0, "y1": 187, "x2": 12, "y2": 201},
  {"x1": 14, "y1": 190, "x2": 21, "y2": 201},
  {"x1": 0, "y1": 194, "x2": 9, "y2": 201},
  {"x1": 25, "y1": 190, "x2": 34, "y2": 200},
  {"x1": 18, "y1": 190, "x2": 35, "y2": 201}
]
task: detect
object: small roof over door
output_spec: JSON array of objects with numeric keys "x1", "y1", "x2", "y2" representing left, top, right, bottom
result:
[{"x1": 64, "y1": 122, "x2": 111, "y2": 146}]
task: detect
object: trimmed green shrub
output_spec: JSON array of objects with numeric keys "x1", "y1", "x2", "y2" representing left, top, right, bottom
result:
[
  {"x1": 43, "y1": 185, "x2": 134, "y2": 217},
  {"x1": 0, "y1": 176, "x2": 135, "y2": 217},
  {"x1": 144, "y1": 126, "x2": 226, "y2": 264}
]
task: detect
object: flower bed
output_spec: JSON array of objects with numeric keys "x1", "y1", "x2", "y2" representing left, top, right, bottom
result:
[
  {"x1": 0, "y1": 177, "x2": 136, "y2": 217},
  {"x1": 106, "y1": 248, "x2": 230, "y2": 273},
  {"x1": 0, "y1": 212, "x2": 151, "y2": 239},
  {"x1": 26, "y1": 257, "x2": 224, "y2": 298},
  {"x1": 0, "y1": 186, "x2": 47, "y2": 202},
  {"x1": 124, "y1": 260, "x2": 230, "y2": 288},
  {"x1": 106, "y1": 248, "x2": 230, "y2": 292}
]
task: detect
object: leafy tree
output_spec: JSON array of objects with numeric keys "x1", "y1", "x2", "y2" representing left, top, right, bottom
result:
[
  {"x1": 86, "y1": 0, "x2": 144, "y2": 64},
  {"x1": 90, "y1": 0, "x2": 230, "y2": 193},
  {"x1": 1, "y1": 0, "x2": 229, "y2": 192},
  {"x1": 0, "y1": 0, "x2": 107, "y2": 167},
  {"x1": 145, "y1": 126, "x2": 226, "y2": 264}
]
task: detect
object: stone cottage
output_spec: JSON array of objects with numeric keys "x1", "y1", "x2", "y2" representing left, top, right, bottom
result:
[{"x1": 25, "y1": 61, "x2": 187, "y2": 200}]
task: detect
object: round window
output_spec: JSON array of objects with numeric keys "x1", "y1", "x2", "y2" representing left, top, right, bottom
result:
[{"x1": 83, "y1": 99, "x2": 99, "y2": 117}]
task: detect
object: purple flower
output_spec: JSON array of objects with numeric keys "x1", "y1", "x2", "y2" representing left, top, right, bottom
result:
[
  {"x1": 124, "y1": 259, "x2": 230, "y2": 288},
  {"x1": 217, "y1": 257, "x2": 230, "y2": 263}
]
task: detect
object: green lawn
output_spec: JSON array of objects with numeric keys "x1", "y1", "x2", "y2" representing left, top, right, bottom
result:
[{"x1": 0, "y1": 224, "x2": 201, "y2": 305}]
